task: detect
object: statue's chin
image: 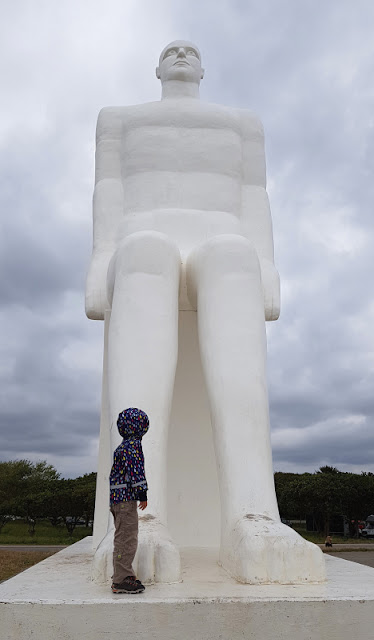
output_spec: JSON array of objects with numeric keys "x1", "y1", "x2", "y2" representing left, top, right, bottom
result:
[{"x1": 165, "y1": 67, "x2": 197, "y2": 83}]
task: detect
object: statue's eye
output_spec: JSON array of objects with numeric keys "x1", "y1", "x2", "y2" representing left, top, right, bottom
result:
[
  {"x1": 187, "y1": 50, "x2": 197, "y2": 57},
  {"x1": 165, "y1": 49, "x2": 176, "y2": 58}
]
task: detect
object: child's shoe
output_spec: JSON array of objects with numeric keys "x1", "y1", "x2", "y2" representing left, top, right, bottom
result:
[{"x1": 111, "y1": 576, "x2": 145, "y2": 594}]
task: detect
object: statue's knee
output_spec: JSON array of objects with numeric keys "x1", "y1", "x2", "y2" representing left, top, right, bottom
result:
[
  {"x1": 114, "y1": 231, "x2": 180, "y2": 277},
  {"x1": 107, "y1": 231, "x2": 180, "y2": 307},
  {"x1": 187, "y1": 235, "x2": 260, "y2": 304}
]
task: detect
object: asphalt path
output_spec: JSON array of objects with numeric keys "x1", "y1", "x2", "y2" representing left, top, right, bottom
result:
[{"x1": 325, "y1": 550, "x2": 374, "y2": 569}]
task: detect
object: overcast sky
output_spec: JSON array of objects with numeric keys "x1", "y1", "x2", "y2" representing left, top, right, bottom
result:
[{"x1": 1, "y1": 0, "x2": 373, "y2": 478}]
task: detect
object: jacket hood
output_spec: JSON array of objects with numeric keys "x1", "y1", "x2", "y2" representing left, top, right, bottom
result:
[{"x1": 117, "y1": 408, "x2": 149, "y2": 440}]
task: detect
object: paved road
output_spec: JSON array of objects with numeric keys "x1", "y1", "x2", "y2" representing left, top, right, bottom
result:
[
  {"x1": 0, "y1": 545, "x2": 67, "y2": 552},
  {"x1": 326, "y1": 551, "x2": 374, "y2": 568}
]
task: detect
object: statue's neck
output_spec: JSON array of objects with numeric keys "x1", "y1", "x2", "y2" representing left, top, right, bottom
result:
[{"x1": 161, "y1": 80, "x2": 200, "y2": 100}]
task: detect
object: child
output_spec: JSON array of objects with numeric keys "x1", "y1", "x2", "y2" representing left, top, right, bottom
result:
[
  {"x1": 325, "y1": 535, "x2": 333, "y2": 548},
  {"x1": 109, "y1": 407, "x2": 149, "y2": 594}
]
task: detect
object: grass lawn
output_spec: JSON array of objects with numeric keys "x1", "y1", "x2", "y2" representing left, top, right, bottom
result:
[
  {"x1": 293, "y1": 525, "x2": 374, "y2": 545},
  {"x1": 0, "y1": 520, "x2": 92, "y2": 545},
  {"x1": 2, "y1": 519, "x2": 373, "y2": 548},
  {"x1": 0, "y1": 550, "x2": 55, "y2": 581}
]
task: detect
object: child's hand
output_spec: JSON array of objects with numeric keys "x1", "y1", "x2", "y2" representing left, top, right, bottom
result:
[{"x1": 139, "y1": 501, "x2": 147, "y2": 510}]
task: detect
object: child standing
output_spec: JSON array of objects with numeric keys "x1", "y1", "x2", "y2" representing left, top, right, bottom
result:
[{"x1": 109, "y1": 407, "x2": 149, "y2": 594}]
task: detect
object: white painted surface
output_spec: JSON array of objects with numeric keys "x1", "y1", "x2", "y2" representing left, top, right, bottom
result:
[
  {"x1": 168, "y1": 311, "x2": 221, "y2": 548},
  {"x1": 87, "y1": 40, "x2": 324, "y2": 584},
  {"x1": 1, "y1": 539, "x2": 374, "y2": 640},
  {"x1": 92, "y1": 310, "x2": 111, "y2": 551}
]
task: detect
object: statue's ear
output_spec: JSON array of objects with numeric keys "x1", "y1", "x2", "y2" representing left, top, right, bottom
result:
[
  {"x1": 155, "y1": 67, "x2": 160, "y2": 79},
  {"x1": 201, "y1": 68, "x2": 205, "y2": 80}
]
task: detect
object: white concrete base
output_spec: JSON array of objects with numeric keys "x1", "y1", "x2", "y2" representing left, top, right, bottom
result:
[{"x1": 1, "y1": 538, "x2": 374, "y2": 639}]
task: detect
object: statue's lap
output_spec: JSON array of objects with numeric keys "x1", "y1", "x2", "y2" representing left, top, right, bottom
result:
[{"x1": 117, "y1": 208, "x2": 243, "y2": 255}]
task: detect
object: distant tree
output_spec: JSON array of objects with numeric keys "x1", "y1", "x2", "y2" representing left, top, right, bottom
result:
[
  {"x1": 0, "y1": 479, "x2": 14, "y2": 532},
  {"x1": 312, "y1": 468, "x2": 345, "y2": 535},
  {"x1": 275, "y1": 468, "x2": 346, "y2": 535},
  {"x1": 44, "y1": 479, "x2": 67, "y2": 527},
  {"x1": 318, "y1": 465, "x2": 340, "y2": 475},
  {"x1": 19, "y1": 461, "x2": 60, "y2": 535},
  {"x1": 50, "y1": 476, "x2": 94, "y2": 536},
  {"x1": 0, "y1": 460, "x2": 60, "y2": 535},
  {"x1": 341, "y1": 472, "x2": 374, "y2": 536},
  {"x1": 0, "y1": 461, "x2": 28, "y2": 531},
  {"x1": 276, "y1": 473, "x2": 316, "y2": 522},
  {"x1": 274, "y1": 472, "x2": 299, "y2": 511},
  {"x1": 71, "y1": 473, "x2": 96, "y2": 527}
]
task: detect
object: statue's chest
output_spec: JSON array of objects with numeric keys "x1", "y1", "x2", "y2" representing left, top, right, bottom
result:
[{"x1": 121, "y1": 108, "x2": 242, "y2": 178}]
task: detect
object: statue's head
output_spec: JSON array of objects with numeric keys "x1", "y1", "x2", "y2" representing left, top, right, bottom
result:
[{"x1": 156, "y1": 40, "x2": 204, "y2": 85}]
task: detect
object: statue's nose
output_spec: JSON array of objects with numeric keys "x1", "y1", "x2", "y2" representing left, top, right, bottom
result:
[{"x1": 176, "y1": 48, "x2": 187, "y2": 58}]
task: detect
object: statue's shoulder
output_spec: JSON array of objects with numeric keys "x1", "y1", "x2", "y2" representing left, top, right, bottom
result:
[
  {"x1": 97, "y1": 102, "x2": 163, "y2": 132},
  {"x1": 204, "y1": 101, "x2": 264, "y2": 137},
  {"x1": 231, "y1": 107, "x2": 264, "y2": 139},
  {"x1": 96, "y1": 106, "x2": 129, "y2": 140}
]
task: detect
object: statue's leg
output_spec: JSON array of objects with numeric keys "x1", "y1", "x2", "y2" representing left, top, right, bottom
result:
[
  {"x1": 93, "y1": 230, "x2": 181, "y2": 585},
  {"x1": 187, "y1": 234, "x2": 325, "y2": 584}
]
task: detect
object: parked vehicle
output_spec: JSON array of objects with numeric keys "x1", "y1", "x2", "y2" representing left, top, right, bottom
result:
[
  {"x1": 360, "y1": 515, "x2": 374, "y2": 538},
  {"x1": 65, "y1": 517, "x2": 86, "y2": 526}
]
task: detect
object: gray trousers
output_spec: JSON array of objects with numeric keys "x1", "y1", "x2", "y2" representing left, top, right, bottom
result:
[{"x1": 111, "y1": 501, "x2": 138, "y2": 583}]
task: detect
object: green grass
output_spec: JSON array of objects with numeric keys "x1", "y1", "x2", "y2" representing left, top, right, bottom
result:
[
  {"x1": 293, "y1": 525, "x2": 374, "y2": 545},
  {"x1": 0, "y1": 520, "x2": 92, "y2": 545},
  {"x1": 2, "y1": 520, "x2": 372, "y2": 547}
]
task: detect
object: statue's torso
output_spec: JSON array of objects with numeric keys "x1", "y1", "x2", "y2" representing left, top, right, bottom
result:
[{"x1": 115, "y1": 100, "x2": 259, "y2": 250}]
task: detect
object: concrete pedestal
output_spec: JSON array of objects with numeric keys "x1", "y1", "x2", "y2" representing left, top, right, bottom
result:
[{"x1": 1, "y1": 537, "x2": 374, "y2": 639}]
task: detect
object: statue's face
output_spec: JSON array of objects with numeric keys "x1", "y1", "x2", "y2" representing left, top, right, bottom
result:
[{"x1": 156, "y1": 40, "x2": 204, "y2": 84}]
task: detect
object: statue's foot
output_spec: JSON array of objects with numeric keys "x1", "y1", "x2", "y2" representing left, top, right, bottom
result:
[
  {"x1": 220, "y1": 515, "x2": 326, "y2": 584},
  {"x1": 135, "y1": 515, "x2": 181, "y2": 584},
  {"x1": 91, "y1": 517, "x2": 181, "y2": 585},
  {"x1": 91, "y1": 528, "x2": 115, "y2": 584}
]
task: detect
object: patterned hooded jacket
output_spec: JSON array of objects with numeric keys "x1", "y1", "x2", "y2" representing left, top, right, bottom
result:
[{"x1": 109, "y1": 408, "x2": 149, "y2": 505}]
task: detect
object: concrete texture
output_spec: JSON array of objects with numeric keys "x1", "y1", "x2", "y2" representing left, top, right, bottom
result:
[{"x1": 1, "y1": 537, "x2": 374, "y2": 639}]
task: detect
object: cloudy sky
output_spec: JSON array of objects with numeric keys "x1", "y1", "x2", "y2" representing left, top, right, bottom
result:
[{"x1": 1, "y1": 0, "x2": 373, "y2": 478}]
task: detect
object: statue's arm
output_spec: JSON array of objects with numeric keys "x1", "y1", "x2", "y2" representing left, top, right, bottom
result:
[
  {"x1": 85, "y1": 107, "x2": 124, "y2": 320},
  {"x1": 239, "y1": 112, "x2": 280, "y2": 321}
]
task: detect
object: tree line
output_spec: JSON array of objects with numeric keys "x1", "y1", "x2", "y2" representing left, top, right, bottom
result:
[
  {"x1": 275, "y1": 466, "x2": 374, "y2": 536},
  {"x1": 0, "y1": 460, "x2": 96, "y2": 536},
  {"x1": 1, "y1": 461, "x2": 373, "y2": 539}
]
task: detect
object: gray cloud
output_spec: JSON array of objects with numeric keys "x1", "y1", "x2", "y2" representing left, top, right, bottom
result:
[{"x1": 0, "y1": 0, "x2": 373, "y2": 477}]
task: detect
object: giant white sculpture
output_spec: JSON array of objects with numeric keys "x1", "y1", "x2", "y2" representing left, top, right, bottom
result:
[{"x1": 86, "y1": 40, "x2": 325, "y2": 584}]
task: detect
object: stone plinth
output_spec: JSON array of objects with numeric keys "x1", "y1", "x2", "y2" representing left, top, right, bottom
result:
[{"x1": 1, "y1": 537, "x2": 374, "y2": 639}]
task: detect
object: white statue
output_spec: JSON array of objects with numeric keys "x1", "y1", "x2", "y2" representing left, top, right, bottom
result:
[{"x1": 86, "y1": 41, "x2": 325, "y2": 584}]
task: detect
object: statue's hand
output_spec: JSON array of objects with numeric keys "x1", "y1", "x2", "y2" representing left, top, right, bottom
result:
[
  {"x1": 260, "y1": 259, "x2": 280, "y2": 321},
  {"x1": 86, "y1": 178, "x2": 124, "y2": 320},
  {"x1": 85, "y1": 251, "x2": 112, "y2": 320}
]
